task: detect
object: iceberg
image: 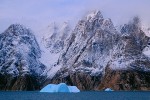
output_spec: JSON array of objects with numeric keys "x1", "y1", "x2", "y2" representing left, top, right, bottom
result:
[
  {"x1": 40, "y1": 83, "x2": 80, "y2": 93},
  {"x1": 57, "y1": 83, "x2": 70, "y2": 92},
  {"x1": 104, "y1": 88, "x2": 114, "y2": 91}
]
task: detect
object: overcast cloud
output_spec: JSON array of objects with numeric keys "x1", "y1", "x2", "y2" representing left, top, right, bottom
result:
[{"x1": 0, "y1": 0, "x2": 150, "y2": 33}]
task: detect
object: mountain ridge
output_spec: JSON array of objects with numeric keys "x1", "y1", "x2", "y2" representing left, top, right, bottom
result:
[
  {"x1": 46, "y1": 11, "x2": 150, "y2": 90},
  {"x1": 0, "y1": 10, "x2": 150, "y2": 90}
]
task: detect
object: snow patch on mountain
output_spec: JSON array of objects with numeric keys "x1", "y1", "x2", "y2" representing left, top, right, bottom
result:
[
  {"x1": 143, "y1": 40, "x2": 150, "y2": 57},
  {"x1": 39, "y1": 47, "x2": 60, "y2": 67},
  {"x1": 37, "y1": 22, "x2": 72, "y2": 78},
  {"x1": 46, "y1": 64, "x2": 62, "y2": 78}
]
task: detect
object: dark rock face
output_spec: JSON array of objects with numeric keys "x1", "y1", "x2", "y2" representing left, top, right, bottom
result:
[
  {"x1": 0, "y1": 74, "x2": 41, "y2": 90},
  {"x1": 49, "y1": 71, "x2": 102, "y2": 90},
  {"x1": 0, "y1": 24, "x2": 46, "y2": 90},
  {"x1": 99, "y1": 67, "x2": 150, "y2": 90}
]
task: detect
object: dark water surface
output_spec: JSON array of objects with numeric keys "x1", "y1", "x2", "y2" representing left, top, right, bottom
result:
[{"x1": 0, "y1": 91, "x2": 149, "y2": 100}]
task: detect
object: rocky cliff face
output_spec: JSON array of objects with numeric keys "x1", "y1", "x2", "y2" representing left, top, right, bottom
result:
[
  {"x1": 0, "y1": 24, "x2": 46, "y2": 90},
  {"x1": 58, "y1": 10, "x2": 119, "y2": 76},
  {"x1": 99, "y1": 67, "x2": 150, "y2": 90},
  {"x1": 47, "y1": 11, "x2": 150, "y2": 90}
]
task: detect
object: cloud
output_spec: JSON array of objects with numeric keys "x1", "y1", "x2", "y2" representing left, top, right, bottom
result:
[{"x1": 0, "y1": 0, "x2": 150, "y2": 34}]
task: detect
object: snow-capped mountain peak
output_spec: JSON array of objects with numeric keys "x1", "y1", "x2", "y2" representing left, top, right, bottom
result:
[
  {"x1": 86, "y1": 10, "x2": 103, "y2": 22},
  {"x1": 5, "y1": 24, "x2": 32, "y2": 36},
  {"x1": 0, "y1": 24, "x2": 45, "y2": 77}
]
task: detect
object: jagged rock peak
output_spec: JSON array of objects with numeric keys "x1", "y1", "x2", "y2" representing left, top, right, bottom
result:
[
  {"x1": 86, "y1": 10, "x2": 103, "y2": 21},
  {"x1": 121, "y1": 16, "x2": 141, "y2": 34},
  {"x1": 4, "y1": 24, "x2": 34, "y2": 37},
  {"x1": 77, "y1": 10, "x2": 116, "y2": 32},
  {"x1": 8, "y1": 24, "x2": 26, "y2": 29}
]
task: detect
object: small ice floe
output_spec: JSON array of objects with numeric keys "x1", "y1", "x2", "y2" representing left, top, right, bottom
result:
[
  {"x1": 104, "y1": 88, "x2": 114, "y2": 91},
  {"x1": 40, "y1": 83, "x2": 80, "y2": 93}
]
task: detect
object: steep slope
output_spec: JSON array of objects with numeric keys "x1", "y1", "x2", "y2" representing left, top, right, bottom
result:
[
  {"x1": 0, "y1": 24, "x2": 46, "y2": 90},
  {"x1": 41, "y1": 22, "x2": 71, "y2": 78},
  {"x1": 47, "y1": 11, "x2": 120, "y2": 89},
  {"x1": 47, "y1": 11, "x2": 150, "y2": 90},
  {"x1": 58, "y1": 10, "x2": 119, "y2": 75},
  {"x1": 42, "y1": 22, "x2": 71, "y2": 54}
]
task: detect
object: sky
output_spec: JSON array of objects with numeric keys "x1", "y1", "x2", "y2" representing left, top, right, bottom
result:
[{"x1": 0, "y1": 0, "x2": 150, "y2": 34}]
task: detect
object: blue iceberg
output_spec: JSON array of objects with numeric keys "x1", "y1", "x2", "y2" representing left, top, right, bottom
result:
[
  {"x1": 104, "y1": 88, "x2": 114, "y2": 91},
  {"x1": 40, "y1": 83, "x2": 80, "y2": 93}
]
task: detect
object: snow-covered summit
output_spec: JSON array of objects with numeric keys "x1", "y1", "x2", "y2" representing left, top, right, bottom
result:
[
  {"x1": 5, "y1": 24, "x2": 33, "y2": 36},
  {"x1": 86, "y1": 10, "x2": 103, "y2": 22},
  {"x1": 0, "y1": 24, "x2": 45, "y2": 77}
]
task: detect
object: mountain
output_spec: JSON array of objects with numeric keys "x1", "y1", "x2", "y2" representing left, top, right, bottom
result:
[
  {"x1": 0, "y1": 10, "x2": 150, "y2": 91},
  {"x1": 45, "y1": 11, "x2": 150, "y2": 90},
  {"x1": 0, "y1": 24, "x2": 46, "y2": 90}
]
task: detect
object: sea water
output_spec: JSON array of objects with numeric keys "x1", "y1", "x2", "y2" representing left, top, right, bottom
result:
[{"x1": 0, "y1": 91, "x2": 149, "y2": 100}]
